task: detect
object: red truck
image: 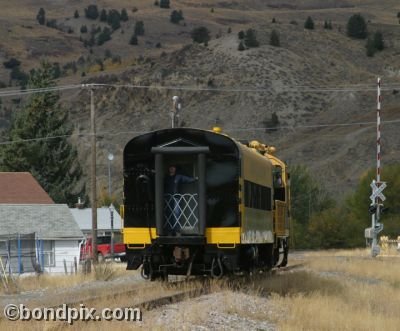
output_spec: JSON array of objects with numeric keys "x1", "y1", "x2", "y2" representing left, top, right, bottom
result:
[{"x1": 80, "y1": 236, "x2": 126, "y2": 262}]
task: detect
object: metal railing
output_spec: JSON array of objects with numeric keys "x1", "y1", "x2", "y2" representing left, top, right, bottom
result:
[{"x1": 164, "y1": 193, "x2": 199, "y2": 232}]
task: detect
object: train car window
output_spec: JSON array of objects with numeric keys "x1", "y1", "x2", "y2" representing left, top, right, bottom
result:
[{"x1": 244, "y1": 180, "x2": 272, "y2": 211}]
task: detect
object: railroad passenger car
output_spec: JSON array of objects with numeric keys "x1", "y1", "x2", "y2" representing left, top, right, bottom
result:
[{"x1": 122, "y1": 127, "x2": 290, "y2": 279}]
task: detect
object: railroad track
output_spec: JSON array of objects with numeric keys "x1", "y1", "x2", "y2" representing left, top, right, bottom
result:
[
  {"x1": 132, "y1": 263, "x2": 306, "y2": 312},
  {"x1": 0, "y1": 263, "x2": 305, "y2": 322}
]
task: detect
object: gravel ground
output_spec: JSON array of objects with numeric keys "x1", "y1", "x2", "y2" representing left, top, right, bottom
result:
[{"x1": 141, "y1": 291, "x2": 285, "y2": 330}]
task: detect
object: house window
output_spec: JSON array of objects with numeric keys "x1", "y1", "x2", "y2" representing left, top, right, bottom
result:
[{"x1": 42, "y1": 240, "x2": 55, "y2": 267}]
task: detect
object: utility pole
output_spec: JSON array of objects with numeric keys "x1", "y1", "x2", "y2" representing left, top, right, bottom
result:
[
  {"x1": 90, "y1": 87, "x2": 98, "y2": 263},
  {"x1": 171, "y1": 96, "x2": 181, "y2": 128}
]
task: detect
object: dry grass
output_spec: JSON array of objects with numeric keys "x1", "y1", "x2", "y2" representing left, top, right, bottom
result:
[
  {"x1": 0, "y1": 262, "x2": 129, "y2": 295},
  {"x1": 2, "y1": 250, "x2": 400, "y2": 330},
  {"x1": 303, "y1": 249, "x2": 400, "y2": 286},
  {"x1": 269, "y1": 250, "x2": 400, "y2": 331}
]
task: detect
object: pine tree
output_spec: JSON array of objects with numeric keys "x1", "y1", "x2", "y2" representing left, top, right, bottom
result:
[
  {"x1": 85, "y1": 5, "x2": 99, "y2": 20},
  {"x1": 74, "y1": 10, "x2": 79, "y2": 18},
  {"x1": 238, "y1": 30, "x2": 245, "y2": 39},
  {"x1": 107, "y1": 10, "x2": 121, "y2": 30},
  {"x1": 366, "y1": 37, "x2": 375, "y2": 57},
  {"x1": 97, "y1": 27, "x2": 112, "y2": 45},
  {"x1": 121, "y1": 8, "x2": 129, "y2": 22},
  {"x1": 244, "y1": 28, "x2": 259, "y2": 47},
  {"x1": 0, "y1": 62, "x2": 85, "y2": 205},
  {"x1": 134, "y1": 21, "x2": 145, "y2": 36},
  {"x1": 347, "y1": 14, "x2": 367, "y2": 39},
  {"x1": 238, "y1": 41, "x2": 245, "y2": 51},
  {"x1": 270, "y1": 30, "x2": 280, "y2": 47},
  {"x1": 304, "y1": 16, "x2": 314, "y2": 30},
  {"x1": 36, "y1": 8, "x2": 46, "y2": 25},
  {"x1": 373, "y1": 31, "x2": 384, "y2": 51},
  {"x1": 100, "y1": 9, "x2": 107, "y2": 22}
]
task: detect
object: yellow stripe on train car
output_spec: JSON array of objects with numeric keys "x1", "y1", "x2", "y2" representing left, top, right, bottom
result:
[{"x1": 123, "y1": 227, "x2": 241, "y2": 245}]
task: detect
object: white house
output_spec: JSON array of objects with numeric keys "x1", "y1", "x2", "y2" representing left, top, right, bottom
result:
[
  {"x1": 0, "y1": 204, "x2": 84, "y2": 274},
  {"x1": 70, "y1": 205, "x2": 122, "y2": 242}
]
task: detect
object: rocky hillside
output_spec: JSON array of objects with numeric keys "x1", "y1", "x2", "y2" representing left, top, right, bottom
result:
[{"x1": 1, "y1": 0, "x2": 400, "y2": 199}]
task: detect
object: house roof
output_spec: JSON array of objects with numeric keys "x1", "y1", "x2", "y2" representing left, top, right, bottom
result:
[
  {"x1": 0, "y1": 204, "x2": 83, "y2": 240},
  {"x1": 0, "y1": 172, "x2": 54, "y2": 204},
  {"x1": 70, "y1": 206, "x2": 122, "y2": 231}
]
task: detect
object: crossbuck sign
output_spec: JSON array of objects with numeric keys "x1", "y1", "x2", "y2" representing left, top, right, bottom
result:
[{"x1": 370, "y1": 180, "x2": 386, "y2": 202}]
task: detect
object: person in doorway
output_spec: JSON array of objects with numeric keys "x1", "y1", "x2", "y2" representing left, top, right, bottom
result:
[{"x1": 165, "y1": 165, "x2": 197, "y2": 194}]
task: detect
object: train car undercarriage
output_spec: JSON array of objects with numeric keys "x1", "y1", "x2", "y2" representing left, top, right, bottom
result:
[{"x1": 127, "y1": 238, "x2": 289, "y2": 280}]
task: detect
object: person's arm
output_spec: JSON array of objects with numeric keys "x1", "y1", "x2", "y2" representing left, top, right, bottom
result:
[{"x1": 177, "y1": 174, "x2": 197, "y2": 184}]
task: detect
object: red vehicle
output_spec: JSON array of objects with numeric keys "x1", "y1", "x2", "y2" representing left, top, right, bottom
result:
[{"x1": 80, "y1": 236, "x2": 126, "y2": 262}]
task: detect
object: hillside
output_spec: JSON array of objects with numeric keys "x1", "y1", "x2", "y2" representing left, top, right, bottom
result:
[{"x1": 1, "y1": 0, "x2": 400, "y2": 199}]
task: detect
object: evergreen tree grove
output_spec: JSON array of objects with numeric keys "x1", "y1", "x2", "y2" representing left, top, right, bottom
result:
[{"x1": 0, "y1": 62, "x2": 85, "y2": 205}]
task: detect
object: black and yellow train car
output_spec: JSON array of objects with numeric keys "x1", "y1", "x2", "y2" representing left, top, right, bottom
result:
[{"x1": 122, "y1": 127, "x2": 290, "y2": 279}]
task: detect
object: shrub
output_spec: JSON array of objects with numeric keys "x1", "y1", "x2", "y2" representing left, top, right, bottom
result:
[
  {"x1": 191, "y1": 26, "x2": 210, "y2": 44},
  {"x1": 80, "y1": 25, "x2": 88, "y2": 33},
  {"x1": 159, "y1": 0, "x2": 170, "y2": 9},
  {"x1": 170, "y1": 10, "x2": 184, "y2": 24},
  {"x1": 238, "y1": 41, "x2": 245, "y2": 51},
  {"x1": 130, "y1": 34, "x2": 138, "y2": 45},
  {"x1": 238, "y1": 30, "x2": 245, "y2": 39},
  {"x1": 304, "y1": 16, "x2": 314, "y2": 30},
  {"x1": 347, "y1": 14, "x2": 367, "y2": 39},
  {"x1": 46, "y1": 19, "x2": 57, "y2": 29},
  {"x1": 74, "y1": 10, "x2": 79, "y2": 18},
  {"x1": 270, "y1": 30, "x2": 280, "y2": 47},
  {"x1": 3, "y1": 58, "x2": 21, "y2": 69},
  {"x1": 10, "y1": 67, "x2": 28, "y2": 87}
]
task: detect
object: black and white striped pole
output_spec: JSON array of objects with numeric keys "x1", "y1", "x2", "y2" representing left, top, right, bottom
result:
[{"x1": 366, "y1": 78, "x2": 385, "y2": 257}]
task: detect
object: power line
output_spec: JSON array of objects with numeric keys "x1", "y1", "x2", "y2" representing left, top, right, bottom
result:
[
  {"x1": 224, "y1": 118, "x2": 400, "y2": 132},
  {"x1": 1, "y1": 81, "x2": 400, "y2": 98},
  {"x1": 1, "y1": 118, "x2": 399, "y2": 146},
  {"x1": 0, "y1": 85, "x2": 81, "y2": 97}
]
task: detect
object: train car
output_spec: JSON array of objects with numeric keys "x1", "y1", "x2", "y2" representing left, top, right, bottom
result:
[{"x1": 122, "y1": 127, "x2": 290, "y2": 279}]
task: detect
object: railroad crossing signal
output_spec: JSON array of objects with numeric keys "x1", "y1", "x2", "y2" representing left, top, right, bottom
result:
[{"x1": 370, "y1": 180, "x2": 386, "y2": 202}]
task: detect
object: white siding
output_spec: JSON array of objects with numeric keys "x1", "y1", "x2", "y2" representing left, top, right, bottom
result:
[{"x1": 43, "y1": 240, "x2": 81, "y2": 274}]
